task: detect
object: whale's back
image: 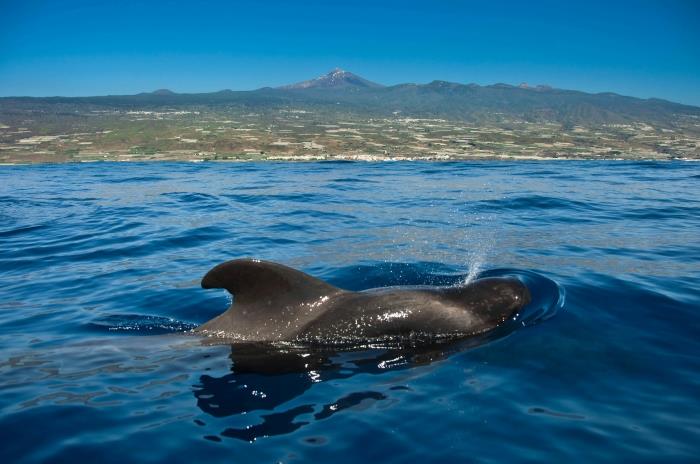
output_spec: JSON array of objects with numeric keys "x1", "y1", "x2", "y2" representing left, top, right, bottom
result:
[{"x1": 197, "y1": 259, "x2": 530, "y2": 343}]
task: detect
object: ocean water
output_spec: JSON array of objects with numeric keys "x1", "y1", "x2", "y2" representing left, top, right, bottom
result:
[{"x1": 0, "y1": 161, "x2": 698, "y2": 463}]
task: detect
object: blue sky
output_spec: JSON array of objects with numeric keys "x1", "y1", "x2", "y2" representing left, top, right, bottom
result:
[{"x1": 1, "y1": 0, "x2": 699, "y2": 105}]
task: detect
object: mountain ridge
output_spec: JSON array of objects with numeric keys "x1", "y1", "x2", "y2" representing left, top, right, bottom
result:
[{"x1": 2, "y1": 69, "x2": 699, "y2": 127}]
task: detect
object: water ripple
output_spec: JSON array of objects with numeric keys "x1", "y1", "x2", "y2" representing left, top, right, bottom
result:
[{"x1": 0, "y1": 161, "x2": 698, "y2": 462}]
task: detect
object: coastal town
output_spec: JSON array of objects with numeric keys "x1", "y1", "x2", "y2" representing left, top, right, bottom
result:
[{"x1": 1, "y1": 106, "x2": 698, "y2": 163}]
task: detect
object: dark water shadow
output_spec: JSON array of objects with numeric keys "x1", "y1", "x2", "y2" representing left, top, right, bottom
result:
[{"x1": 193, "y1": 339, "x2": 481, "y2": 442}]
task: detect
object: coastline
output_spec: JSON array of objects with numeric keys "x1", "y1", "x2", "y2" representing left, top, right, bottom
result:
[
  {"x1": 2, "y1": 112, "x2": 698, "y2": 165},
  {"x1": 1, "y1": 154, "x2": 697, "y2": 166}
]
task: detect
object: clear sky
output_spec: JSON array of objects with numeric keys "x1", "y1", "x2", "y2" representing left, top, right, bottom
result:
[{"x1": 1, "y1": 0, "x2": 698, "y2": 105}]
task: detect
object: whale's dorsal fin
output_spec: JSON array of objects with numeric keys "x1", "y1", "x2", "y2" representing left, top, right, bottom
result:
[{"x1": 201, "y1": 259, "x2": 343, "y2": 307}]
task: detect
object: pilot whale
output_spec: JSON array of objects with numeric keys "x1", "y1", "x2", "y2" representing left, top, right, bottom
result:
[{"x1": 197, "y1": 259, "x2": 531, "y2": 343}]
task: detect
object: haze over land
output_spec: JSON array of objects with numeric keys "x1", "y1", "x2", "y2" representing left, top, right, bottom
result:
[{"x1": 1, "y1": 69, "x2": 699, "y2": 163}]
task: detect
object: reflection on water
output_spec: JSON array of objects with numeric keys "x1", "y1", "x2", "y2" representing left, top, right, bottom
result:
[{"x1": 194, "y1": 341, "x2": 459, "y2": 442}]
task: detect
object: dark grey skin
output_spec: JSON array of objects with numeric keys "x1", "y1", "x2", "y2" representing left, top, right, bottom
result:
[{"x1": 197, "y1": 259, "x2": 531, "y2": 343}]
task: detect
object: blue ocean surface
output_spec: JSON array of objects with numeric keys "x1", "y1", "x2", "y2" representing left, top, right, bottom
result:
[{"x1": 0, "y1": 161, "x2": 698, "y2": 462}]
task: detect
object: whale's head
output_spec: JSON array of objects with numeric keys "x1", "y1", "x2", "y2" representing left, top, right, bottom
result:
[{"x1": 447, "y1": 277, "x2": 531, "y2": 331}]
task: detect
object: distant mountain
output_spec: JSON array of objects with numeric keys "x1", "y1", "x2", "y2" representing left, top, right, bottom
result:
[
  {"x1": 150, "y1": 89, "x2": 176, "y2": 96},
  {"x1": 280, "y1": 68, "x2": 384, "y2": 90},
  {"x1": 2, "y1": 69, "x2": 699, "y2": 127}
]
